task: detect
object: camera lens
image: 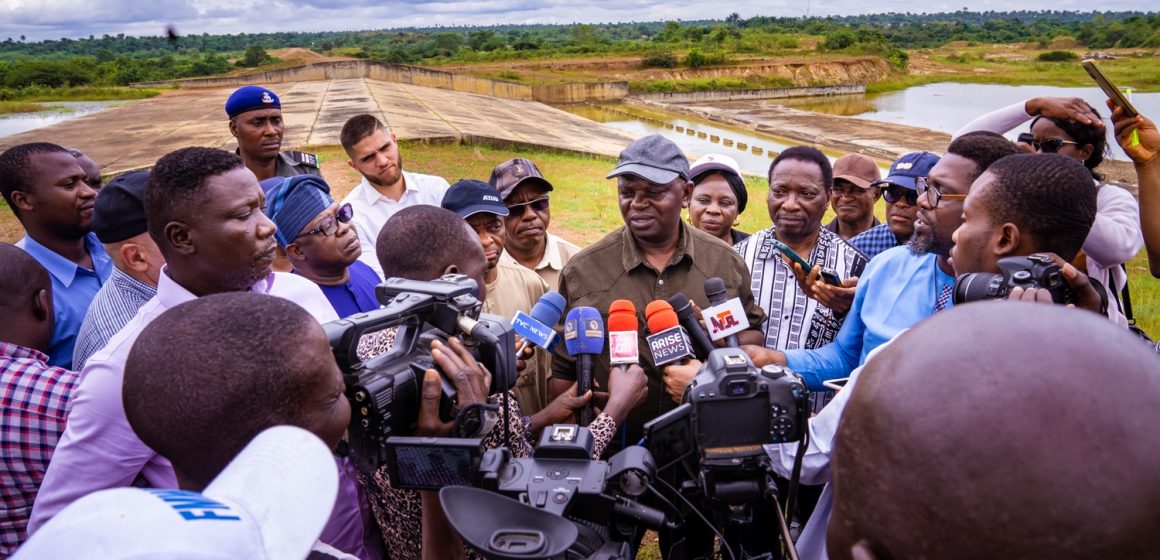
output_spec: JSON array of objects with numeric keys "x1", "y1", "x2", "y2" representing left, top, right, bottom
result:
[{"x1": 953, "y1": 272, "x2": 1007, "y2": 304}]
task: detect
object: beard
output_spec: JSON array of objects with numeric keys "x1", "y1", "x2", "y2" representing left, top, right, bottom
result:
[
  {"x1": 907, "y1": 228, "x2": 934, "y2": 255},
  {"x1": 365, "y1": 152, "x2": 404, "y2": 187}
]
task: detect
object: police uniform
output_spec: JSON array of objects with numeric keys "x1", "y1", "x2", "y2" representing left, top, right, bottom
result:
[{"x1": 226, "y1": 85, "x2": 322, "y2": 180}]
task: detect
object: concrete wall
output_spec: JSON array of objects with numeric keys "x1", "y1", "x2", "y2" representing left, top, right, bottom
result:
[
  {"x1": 629, "y1": 84, "x2": 866, "y2": 103},
  {"x1": 135, "y1": 60, "x2": 628, "y2": 103}
]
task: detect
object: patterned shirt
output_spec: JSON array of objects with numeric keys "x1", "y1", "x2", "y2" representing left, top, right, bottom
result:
[
  {"x1": 72, "y1": 268, "x2": 157, "y2": 370},
  {"x1": 0, "y1": 343, "x2": 80, "y2": 556},
  {"x1": 849, "y1": 223, "x2": 904, "y2": 261}
]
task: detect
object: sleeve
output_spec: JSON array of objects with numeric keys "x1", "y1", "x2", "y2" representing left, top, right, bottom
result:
[
  {"x1": 587, "y1": 413, "x2": 617, "y2": 459},
  {"x1": 782, "y1": 273, "x2": 869, "y2": 389},
  {"x1": 952, "y1": 100, "x2": 1031, "y2": 139},
  {"x1": 481, "y1": 391, "x2": 534, "y2": 459},
  {"x1": 764, "y1": 360, "x2": 866, "y2": 485},
  {"x1": 1083, "y1": 185, "x2": 1144, "y2": 268},
  {"x1": 29, "y1": 359, "x2": 175, "y2": 532}
]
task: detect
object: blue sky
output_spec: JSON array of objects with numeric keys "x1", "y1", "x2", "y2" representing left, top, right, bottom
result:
[{"x1": 0, "y1": 0, "x2": 1144, "y2": 42}]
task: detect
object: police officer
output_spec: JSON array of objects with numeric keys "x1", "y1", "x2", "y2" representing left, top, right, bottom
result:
[{"x1": 225, "y1": 85, "x2": 321, "y2": 182}]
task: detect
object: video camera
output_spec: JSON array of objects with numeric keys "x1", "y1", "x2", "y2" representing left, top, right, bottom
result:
[
  {"x1": 643, "y1": 348, "x2": 808, "y2": 555},
  {"x1": 387, "y1": 425, "x2": 671, "y2": 559},
  {"x1": 953, "y1": 254, "x2": 1072, "y2": 305},
  {"x1": 324, "y1": 275, "x2": 517, "y2": 473}
]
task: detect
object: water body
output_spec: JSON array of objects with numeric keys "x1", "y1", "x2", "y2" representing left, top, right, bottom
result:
[
  {"x1": 0, "y1": 101, "x2": 123, "y2": 138},
  {"x1": 770, "y1": 83, "x2": 1160, "y2": 161}
]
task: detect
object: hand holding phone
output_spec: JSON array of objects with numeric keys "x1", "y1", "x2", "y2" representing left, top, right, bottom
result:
[
  {"x1": 1081, "y1": 59, "x2": 1138, "y2": 118},
  {"x1": 770, "y1": 238, "x2": 842, "y2": 286}
]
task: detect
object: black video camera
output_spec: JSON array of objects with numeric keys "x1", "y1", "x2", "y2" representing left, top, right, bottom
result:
[
  {"x1": 324, "y1": 275, "x2": 517, "y2": 473},
  {"x1": 388, "y1": 425, "x2": 670, "y2": 560},
  {"x1": 953, "y1": 254, "x2": 1072, "y2": 306},
  {"x1": 644, "y1": 348, "x2": 808, "y2": 527}
]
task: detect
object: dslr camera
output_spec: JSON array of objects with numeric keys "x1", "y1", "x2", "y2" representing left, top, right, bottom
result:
[
  {"x1": 388, "y1": 425, "x2": 671, "y2": 560},
  {"x1": 644, "y1": 348, "x2": 808, "y2": 522},
  {"x1": 324, "y1": 275, "x2": 517, "y2": 473},
  {"x1": 953, "y1": 254, "x2": 1072, "y2": 305}
]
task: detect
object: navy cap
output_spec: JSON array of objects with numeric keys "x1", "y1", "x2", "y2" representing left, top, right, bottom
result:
[
  {"x1": 262, "y1": 175, "x2": 335, "y2": 247},
  {"x1": 442, "y1": 180, "x2": 510, "y2": 219},
  {"x1": 91, "y1": 170, "x2": 150, "y2": 244},
  {"x1": 873, "y1": 151, "x2": 940, "y2": 191},
  {"x1": 607, "y1": 134, "x2": 689, "y2": 185},
  {"x1": 225, "y1": 85, "x2": 281, "y2": 119}
]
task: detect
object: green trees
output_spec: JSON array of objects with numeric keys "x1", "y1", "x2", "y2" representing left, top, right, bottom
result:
[{"x1": 238, "y1": 45, "x2": 273, "y2": 67}]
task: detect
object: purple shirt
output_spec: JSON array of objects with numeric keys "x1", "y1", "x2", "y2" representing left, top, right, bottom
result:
[{"x1": 27, "y1": 269, "x2": 377, "y2": 553}]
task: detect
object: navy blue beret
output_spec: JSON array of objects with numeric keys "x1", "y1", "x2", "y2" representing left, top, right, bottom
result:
[{"x1": 225, "y1": 85, "x2": 281, "y2": 119}]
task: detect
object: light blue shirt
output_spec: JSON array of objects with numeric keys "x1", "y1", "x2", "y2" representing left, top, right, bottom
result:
[
  {"x1": 784, "y1": 245, "x2": 953, "y2": 389},
  {"x1": 17, "y1": 233, "x2": 112, "y2": 369},
  {"x1": 72, "y1": 267, "x2": 157, "y2": 370}
]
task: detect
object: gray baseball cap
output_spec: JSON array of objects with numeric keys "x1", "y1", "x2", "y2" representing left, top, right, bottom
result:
[{"x1": 606, "y1": 134, "x2": 690, "y2": 185}]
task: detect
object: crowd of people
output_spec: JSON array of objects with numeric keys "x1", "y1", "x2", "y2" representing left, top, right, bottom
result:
[{"x1": 0, "y1": 82, "x2": 1157, "y2": 560}]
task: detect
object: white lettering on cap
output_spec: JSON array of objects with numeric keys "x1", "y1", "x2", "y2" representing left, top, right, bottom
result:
[
  {"x1": 896, "y1": 162, "x2": 913, "y2": 170},
  {"x1": 483, "y1": 195, "x2": 499, "y2": 202}
]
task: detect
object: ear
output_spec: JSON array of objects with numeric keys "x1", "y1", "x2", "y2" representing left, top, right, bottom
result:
[
  {"x1": 1077, "y1": 143, "x2": 1095, "y2": 162},
  {"x1": 284, "y1": 242, "x2": 306, "y2": 261},
  {"x1": 228, "y1": 119, "x2": 238, "y2": 138},
  {"x1": 164, "y1": 221, "x2": 196, "y2": 257},
  {"x1": 32, "y1": 288, "x2": 51, "y2": 322},
  {"x1": 681, "y1": 179, "x2": 692, "y2": 209},
  {"x1": 995, "y1": 222, "x2": 1021, "y2": 257},
  {"x1": 10, "y1": 190, "x2": 33, "y2": 212},
  {"x1": 347, "y1": 158, "x2": 356, "y2": 171},
  {"x1": 442, "y1": 264, "x2": 459, "y2": 276}
]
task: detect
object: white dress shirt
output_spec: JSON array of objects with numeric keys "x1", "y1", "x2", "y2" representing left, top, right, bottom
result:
[{"x1": 341, "y1": 171, "x2": 450, "y2": 278}]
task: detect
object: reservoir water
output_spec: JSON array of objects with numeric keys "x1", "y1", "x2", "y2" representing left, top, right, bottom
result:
[{"x1": 0, "y1": 101, "x2": 124, "y2": 138}]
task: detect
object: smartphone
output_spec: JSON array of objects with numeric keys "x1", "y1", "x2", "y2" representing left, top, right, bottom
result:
[
  {"x1": 1081, "y1": 60, "x2": 1138, "y2": 117},
  {"x1": 822, "y1": 377, "x2": 850, "y2": 392},
  {"x1": 769, "y1": 238, "x2": 842, "y2": 286}
]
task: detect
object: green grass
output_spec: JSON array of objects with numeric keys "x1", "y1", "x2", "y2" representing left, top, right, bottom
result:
[
  {"x1": 0, "y1": 86, "x2": 165, "y2": 102},
  {"x1": 0, "y1": 101, "x2": 51, "y2": 114}
]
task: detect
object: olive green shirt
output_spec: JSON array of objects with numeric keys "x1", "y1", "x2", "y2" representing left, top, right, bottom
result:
[{"x1": 552, "y1": 223, "x2": 766, "y2": 450}]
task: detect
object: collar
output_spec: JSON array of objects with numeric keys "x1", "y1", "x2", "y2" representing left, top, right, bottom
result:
[
  {"x1": 621, "y1": 222, "x2": 693, "y2": 272},
  {"x1": 538, "y1": 234, "x2": 567, "y2": 271},
  {"x1": 0, "y1": 341, "x2": 50, "y2": 364},
  {"x1": 156, "y1": 266, "x2": 276, "y2": 310},
  {"x1": 358, "y1": 171, "x2": 412, "y2": 205},
  {"x1": 109, "y1": 267, "x2": 158, "y2": 300},
  {"x1": 19, "y1": 233, "x2": 110, "y2": 288}
]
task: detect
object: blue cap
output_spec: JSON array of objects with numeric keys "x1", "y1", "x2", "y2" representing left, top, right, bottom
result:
[
  {"x1": 874, "y1": 151, "x2": 940, "y2": 191},
  {"x1": 441, "y1": 180, "x2": 510, "y2": 219},
  {"x1": 225, "y1": 85, "x2": 281, "y2": 119},
  {"x1": 262, "y1": 175, "x2": 335, "y2": 247}
]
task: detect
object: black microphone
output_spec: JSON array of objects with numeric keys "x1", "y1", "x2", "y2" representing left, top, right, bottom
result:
[
  {"x1": 704, "y1": 277, "x2": 740, "y2": 347},
  {"x1": 667, "y1": 293, "x2": 714, "y2": 361}
]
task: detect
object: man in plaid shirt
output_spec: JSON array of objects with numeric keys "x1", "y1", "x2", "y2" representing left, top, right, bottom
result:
[{"x1": 0, "y1": 244, "x2": 80, "y2": 555}]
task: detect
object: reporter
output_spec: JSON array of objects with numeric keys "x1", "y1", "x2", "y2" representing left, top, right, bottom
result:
[
  {"x1": 1108, "y1": 103, "x2": 1160, "y2": 277},
  {"x1": 954, "y1": 96, "x2": 1143, "y2": 325}
]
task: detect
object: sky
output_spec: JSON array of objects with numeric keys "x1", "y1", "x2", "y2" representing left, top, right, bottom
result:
[{"x1": 0, "y1": 0, "x2": 1146, "y2": 42}]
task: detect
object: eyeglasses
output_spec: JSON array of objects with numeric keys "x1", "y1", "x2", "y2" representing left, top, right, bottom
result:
[
  {"x1": 298, "y1": 203, "x2": 353, "y2": 239},
  {"x1": 879, "y1": 183, "x2": 918, "y2": 205},
  {"x1": 1031, "y1": 138, "x2": 1080, "y2": 154},
  {"x1": 915, "y1": 177, "x2": 967, "y2": 208},
  {"x1": 505, "y1": 196, "x2": 550, "y2": 215}
]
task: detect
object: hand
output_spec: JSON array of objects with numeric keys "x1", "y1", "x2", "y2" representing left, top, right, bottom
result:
[
  {"x1": 662, "y1": 360, "x2": 702, "y2": 404},
  {"x1": 811, "y1": 276, "x2": 858, "y2": 315},
  {"x1": 1014, "y1": 140, "x2": 1036, "y2": 154},
  {"x1": 1006, "y1": 253, "x2": 1104, "y2": 315},
  {"x1": 416, "y1": 338, "x2": 492, "y2": 437},
  {"x1": 1108, "y1": 100, "x2": 1159, "y2": 166},
  {"x1": 603, "y1": 364, "x2": 648, "y2": 425},
  {"x1": 529, "y1": 383, "x2": 593, "y2": 436},
  {"x1": 514, "y1": 338, "x2": 535, "y2": 373},
  {"x1": 742, "y1": 344, "x2": 785, "y2": 367},
  {"x1": 1026, "y1": 97, "x2": 1104, "y2": 129}
]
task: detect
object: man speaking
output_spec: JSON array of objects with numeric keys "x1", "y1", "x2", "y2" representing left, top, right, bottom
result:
[{"x1": 550, "y1": 134, "x2": 765, "y2": 452}]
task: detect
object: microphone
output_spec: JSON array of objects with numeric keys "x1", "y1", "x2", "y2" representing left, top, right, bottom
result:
[
  {"x1": 667, "y1": 293, "x2": 714, "y2": 361},
  {"x1": 563, "y1": 306, "x2": 604, "y2": 425},
  {"x1": 607, "y1": 300, "x2": 639, "y2": 371},
  {"x1": 702, "y1": 277, "x2": 747, "y2": 347},
  {"x1": 511, "y1": 291, "x2": 566, "y2": 354},
  {"x1": 645, "y1": 300, "x2": 695, "y2": 367}
]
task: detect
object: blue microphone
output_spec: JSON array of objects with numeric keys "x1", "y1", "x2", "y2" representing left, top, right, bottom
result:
[
  {"x1": 511, "y1": 291, "x2": 566, "y2": 353},
  {"x1": 564, "y1": 306, "x2": 604, "y2": 425}
]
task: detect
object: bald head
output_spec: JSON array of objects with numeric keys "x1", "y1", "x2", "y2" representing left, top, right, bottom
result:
[
  {"x1": 0, "y1": 243, "x2": 54, "y2": 351},
  {"x1": 828, "y1": 302, "x2": 1160, "y2": 560}
]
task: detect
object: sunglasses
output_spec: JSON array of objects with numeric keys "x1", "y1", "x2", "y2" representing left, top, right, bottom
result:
[
  {"x1": 1030, "y1": 138, "x2": 1080, "y2": 154},
  {"x1": 879, "y1": 183, "x2": 918, "y2": 205},
  {"x1": 298, "y1": 203, "x2": 354, "y2": 239},
  {"x1": 505, "y1": 196, "x2": 550, "y2": 215}
]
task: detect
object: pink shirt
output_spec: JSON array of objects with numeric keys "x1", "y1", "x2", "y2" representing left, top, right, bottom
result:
[{"x1": 27, "y1": 269, "x2": 376, "y2": 553}]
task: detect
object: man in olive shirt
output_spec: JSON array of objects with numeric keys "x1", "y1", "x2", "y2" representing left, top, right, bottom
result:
[{"x1": 550, "y1": 135, "x2": 766, "y2": 451}]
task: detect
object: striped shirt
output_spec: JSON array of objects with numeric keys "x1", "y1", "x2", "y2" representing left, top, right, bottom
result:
[
  {"x1": 0, "y1": 343, "x2": 80, "y2": 555},
  {"x1": 72, "y1": 268, "x2": 157, "y2": 371},
  {"x1": 849, "y1": 223, "x2": 904, "y2": 261},
  {"x1": 735, "y1": 227, "x2": 868, "y2": 411}
]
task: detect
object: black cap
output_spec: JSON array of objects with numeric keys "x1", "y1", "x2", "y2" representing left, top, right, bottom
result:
[
  {"x1": 91, "y1": 170, "x2": 150, "y2": 244},
  {"x1": 441, "y1": 180, "x2": 510, "y2": 219}
]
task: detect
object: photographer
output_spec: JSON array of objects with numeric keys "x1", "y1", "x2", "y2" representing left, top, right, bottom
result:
[
  {"x1": 365, "y1": 206, "x2": 647, "y2": 560},
  {"x1": 756, "y1": 152, "x2": 1101, "y2": 560}
]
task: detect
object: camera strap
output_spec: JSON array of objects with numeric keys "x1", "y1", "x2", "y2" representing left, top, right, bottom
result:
[{"x1": 453, "y1": 402, "x2": 501, "y2": 439}]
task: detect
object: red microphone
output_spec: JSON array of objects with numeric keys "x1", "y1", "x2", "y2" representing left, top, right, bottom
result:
[
  {"x1": 645, "y1": 300, "x2": 696, "y2": 366},
  {"x1": 607, "y1": 299, "x2": 639, "y2": 371}
]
